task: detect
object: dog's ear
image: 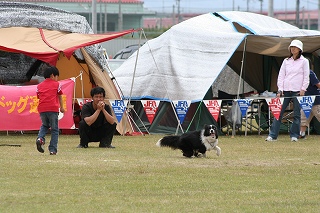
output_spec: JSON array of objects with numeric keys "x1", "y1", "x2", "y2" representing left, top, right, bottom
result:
[{"x1": 203, "y1": 124, "x2": 208, "y2": 129}]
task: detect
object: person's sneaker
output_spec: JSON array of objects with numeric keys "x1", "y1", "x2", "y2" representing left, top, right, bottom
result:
[
  {"x1": 265, "y1": 136, "x2": 276, "y2": 141},
  {"x1": 36, "y1": 138, "x2": 45, "y2": 153},
  {"x1": 50, "y1": 152, "x2": 56, "y2": 155},
  {"x1": 291, "y1": 137, "x2": 298, "y2": 142}
]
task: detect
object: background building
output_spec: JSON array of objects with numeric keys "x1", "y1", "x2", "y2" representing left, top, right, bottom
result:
[
  {"x1": 144, "y1": 9, "x2": 320, "y2": 31},
  {"x1": 14, "y1": 0, "x2": 155, "y2": 33},
  {"x1": 14, "y1": 0, "x2": 320, "y2": 31}
]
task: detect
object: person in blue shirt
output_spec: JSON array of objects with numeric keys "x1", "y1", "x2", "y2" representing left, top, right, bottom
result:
[{"x1": 300, "y1": 69, "x2": 320, "y2": 138}]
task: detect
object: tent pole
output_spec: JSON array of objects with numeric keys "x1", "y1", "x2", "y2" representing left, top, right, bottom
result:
[
  {"x1": 71, "y1": 76, "x2": 77, "y2": 126},
  {"x1": 126, "y1": 109, "x2": 147, "y2": 135},
  {"x1": 232, "y1": 36, "x2": 248, "y2": 137},
  {"x1": 186, "y1": 101, "x2": 202, "y2": 132},
  {"x1": 126, "y1": 102, "x2": 150, "y2": 135},
  {"x1": 124, "y1": 29, "x2": 148, "y2": 135},
  {"x1": 124, "y1": 29, "x2": 142, "y2": 135},
  {"x1": 128, "y1": 30, "x2": 142, "y2": 101},
  {"x1": 80, "y1": 71, "x2": 84, "y2": 98}
]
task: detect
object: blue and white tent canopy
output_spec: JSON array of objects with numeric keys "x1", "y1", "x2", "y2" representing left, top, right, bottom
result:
[{"x1": 114, "y1": 11, "x2": 320, "y2": 101}]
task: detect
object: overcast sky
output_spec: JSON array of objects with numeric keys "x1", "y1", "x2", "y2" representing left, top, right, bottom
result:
[{"x1": 143, "y1": 0, "x2": 318, "y2": 13}]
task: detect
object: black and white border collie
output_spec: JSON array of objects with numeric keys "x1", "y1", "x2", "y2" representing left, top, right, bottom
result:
[{"x1": 156, "y1": 124, "x2": 221, "y2": 158}]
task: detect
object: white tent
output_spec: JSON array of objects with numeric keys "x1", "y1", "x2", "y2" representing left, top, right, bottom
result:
[{"x1": 114, "y1": 11, "x2": 320, "y2": 101}]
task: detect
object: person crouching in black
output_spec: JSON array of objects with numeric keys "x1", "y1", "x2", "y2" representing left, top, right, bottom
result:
[{"x1": 77, "y1": 87, "x2": 117, "y2": 148}]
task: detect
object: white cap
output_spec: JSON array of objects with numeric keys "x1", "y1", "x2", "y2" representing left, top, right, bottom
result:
[{"x1": 288, "y1": 39, "x2": 303, "y2": 52}]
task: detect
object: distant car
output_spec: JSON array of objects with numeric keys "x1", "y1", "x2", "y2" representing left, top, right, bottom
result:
[
  {"x1": 107, "y1": 59, "x2": 125, "y2": 72},
  {"x1": 113, "y1": 44, "x2": 143, "y2": 59}
]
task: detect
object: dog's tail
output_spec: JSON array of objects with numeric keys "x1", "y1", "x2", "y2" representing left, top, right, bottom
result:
[{"x1": 156, "y1": 136, "x2": 180, "y2": 149}]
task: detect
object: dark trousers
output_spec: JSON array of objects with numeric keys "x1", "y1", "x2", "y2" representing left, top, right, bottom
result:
[
  {"x1": 79, "y1": 120, "x2": 117, "y2": 147},
  {"x1": 269, "y1": 91, "x2": 301, "y2": 139}
]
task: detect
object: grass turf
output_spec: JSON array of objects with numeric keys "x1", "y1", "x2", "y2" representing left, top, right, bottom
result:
[{"x1": 0, "y1": 133, "x2": 319, "y2": 212}]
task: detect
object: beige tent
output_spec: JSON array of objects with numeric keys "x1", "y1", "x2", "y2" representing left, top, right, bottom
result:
[
  {"x1": 55, "y1": 49, "x2": 133, "y2": 135},
  {"x1": 0, "y1": 2, "x2": 137, "y2": 134}
]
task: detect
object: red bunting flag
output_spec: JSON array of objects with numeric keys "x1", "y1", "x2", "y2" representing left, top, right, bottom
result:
[
  {"x1": 77, "y1": 98, "x2": 92, "y2": 108},
  {"x1": 203, "y1": 100, "x2": 222, "y2": 122},
  {"x1": 265, "y1": 97, "x2": 284, "y2": 120},
  {"x1": 141, "y1": 100, "x2": 160, "y2": 124}
]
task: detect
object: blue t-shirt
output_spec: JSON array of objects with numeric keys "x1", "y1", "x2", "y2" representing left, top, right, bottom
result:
[{"x1": 305, "y1": 70, "x2": 320, "y2": 105}]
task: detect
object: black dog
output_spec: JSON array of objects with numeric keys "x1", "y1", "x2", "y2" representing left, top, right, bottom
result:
[{"x1": 156, "y1": 124, "x2": 221, "y2": 158}]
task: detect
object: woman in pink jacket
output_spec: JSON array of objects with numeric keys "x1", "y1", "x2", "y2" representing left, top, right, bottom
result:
[{"x1": 265, "y1": 40, "x2": 309, "y2": 142}]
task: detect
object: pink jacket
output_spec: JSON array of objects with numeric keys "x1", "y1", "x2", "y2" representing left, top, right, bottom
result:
[{"x1": 277, "y1": 55, "x2": 309, "y2": 92}]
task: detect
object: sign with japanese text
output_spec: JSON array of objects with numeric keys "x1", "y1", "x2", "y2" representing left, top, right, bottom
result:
[
  {"x1": 0, "y1": 79, "x2": 75, "y2": 130},
  {"x1": 297, "y1": 96, "x2": 315, "y2": 118},
  {"x1": 141, "y1": 100, "x2": 160, "y2": 124},
  {"x1": 265, "y1": 97, "x2": 284, "y2": 120},
  {"x1": 203, "y1": 100, "x2": 221, "y2": 122},
  {"x1": 172, "y1": 100, "x2": 191, "y2": 124}
]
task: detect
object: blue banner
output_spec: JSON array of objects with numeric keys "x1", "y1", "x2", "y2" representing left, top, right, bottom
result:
[
  {"x1": 110, "y1": 99, "x2": 126, "y2": 123},
  {"x1": 173, "y1": 100, "x2": 191, "y2": 124},
  {"x1": 297, "y1": 96, "x2": 315, "y2": 118},
  {"x1": 236, "y1": 99, "x2": 252, "y2": 117}
]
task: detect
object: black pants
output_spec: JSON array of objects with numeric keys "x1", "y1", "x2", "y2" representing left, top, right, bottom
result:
[{"x1": 79, "y1": 120, "x2": 117, "y2": 147}]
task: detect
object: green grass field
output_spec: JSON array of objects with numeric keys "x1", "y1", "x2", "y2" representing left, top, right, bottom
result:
[{"x1": 0, "y1": 132, "x2": 319, "y2": 212}]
